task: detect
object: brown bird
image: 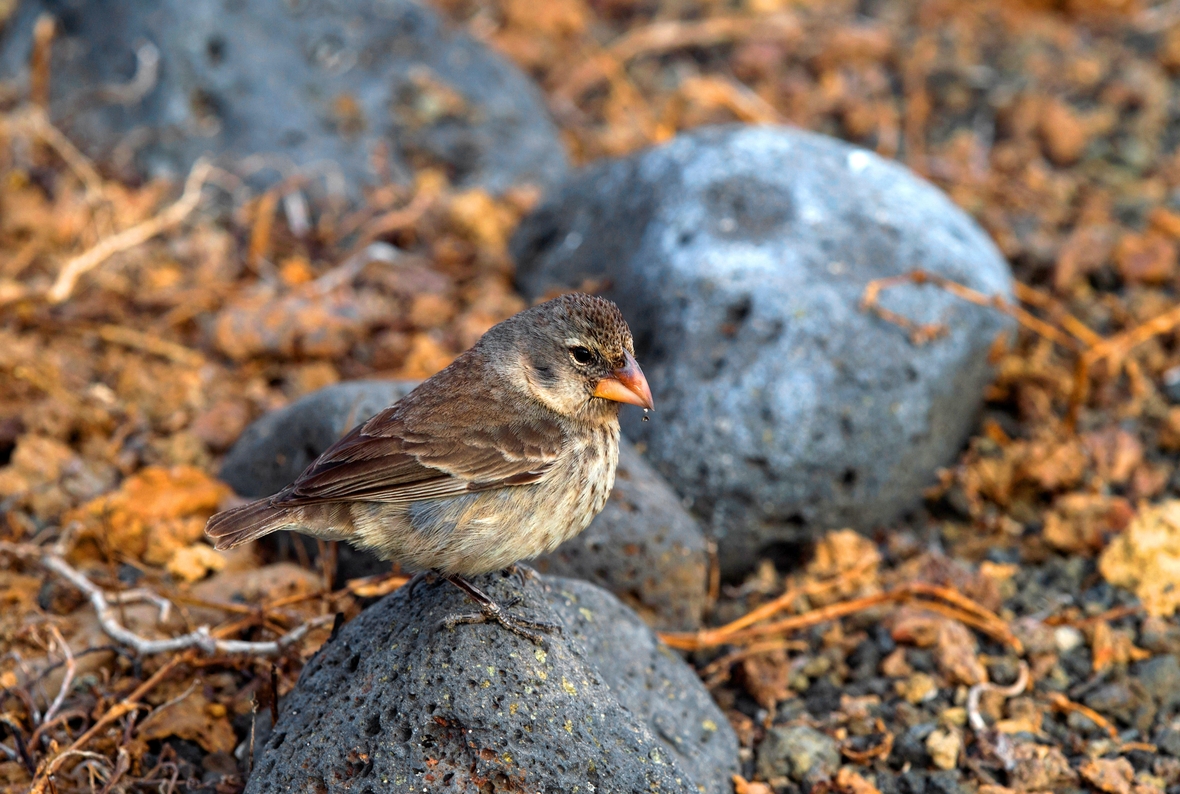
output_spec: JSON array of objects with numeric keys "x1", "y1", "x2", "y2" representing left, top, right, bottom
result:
[{"x1": 205, "y1": 293, "x2": 653, "y2": 641}]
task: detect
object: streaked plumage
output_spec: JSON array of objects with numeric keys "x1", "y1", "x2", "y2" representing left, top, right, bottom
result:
[{"x1": 205, "y1": 293, "x2": 652, "y2": 639}]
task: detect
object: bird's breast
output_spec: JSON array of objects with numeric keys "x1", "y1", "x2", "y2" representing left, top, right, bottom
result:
[{"x1": 352, "y1": 421, "x2": 621, "y2": 576}]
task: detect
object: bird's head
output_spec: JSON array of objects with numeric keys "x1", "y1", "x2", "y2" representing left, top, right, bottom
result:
[{"x1": 487, "y1": 292, "x2": 653, "y2": 423}]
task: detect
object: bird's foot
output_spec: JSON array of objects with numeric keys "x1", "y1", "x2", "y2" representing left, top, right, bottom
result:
[
  {"x1": 440, "y1": 573, "x2": 561, "y2": 645},
  {"x1": 441, "y1": 604, "x2": 560, "y2": 644}
]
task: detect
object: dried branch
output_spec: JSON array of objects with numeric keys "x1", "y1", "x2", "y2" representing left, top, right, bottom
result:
[
  {"x1": 840, "y1": 719, "x2": 895, "y2": 763},
  {"x1": 660, "y1": 575, "x2": 1021, "y2": 653},
  {"x1": 861, "y1": 270, "x2": 1180, "y2": 430},
  {"x1": 660, "y1": 556, "x2": 878, "y2": 650},
  {"x1": 30, "y1": 654, "x2": 187, "y2": 794},
  {"x1": 23, "y1": 110, "x2": 106, "y2": 203},
  {"x1": 0, "y1": 541, "x2": 334, "y2": 657},
  {"x1": 48, "y1": 157, "x2": 213, "y2": 303},
  {"x1": 131, "y1": 681, "x2": 198, "y2": 736},
  {"x1": 1045, "y1": 690, "x2": 1119, "y2": 741},
  {"x1": 860, "y1": 270, "x2": 1081, "y2": 350},
  {"x1": 96, "y1": 324, "x2": 206, "y2": 368},
  {"x1": 699, "y1": 638, "x2": 808, "y2": 688},
  {"x1": 39, "y1": 626, "x2": 74, "y2": 729}
]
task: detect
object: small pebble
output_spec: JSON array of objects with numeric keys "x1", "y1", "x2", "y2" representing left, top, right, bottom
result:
[
  {"x1": 925, "y1": 727, "x2": 962, "y2": 770},
  {"x1": 755, "y1": 725, "x2": 840, "y2": 783},
  {"x1": 1165, "y1": 366, "x2": 1180, "y2": 403},
  {"x1": 1156, "y1": 726, "x2": 1180, "y2": 757},
  {"x1": 900, "y1": 672, "x2": 939, "y2": 704},
  {"x1": 939, "y1": 707, "x2": 968, "y2": 728},
  {"x1": 1054, "y1": 626, "x2": 1085, "y2": 653}
]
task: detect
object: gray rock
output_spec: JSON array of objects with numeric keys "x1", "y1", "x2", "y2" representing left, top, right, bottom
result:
[
  {"x1": 512, "y1": 124, "x2": 1016, "y2": 574},
  {"x1": 247, "y1": 573, "x2": 737, "y2": 793},
  {"x1": 1157, "y1": 723, "x2": 1180, "y2": 757},
  {"x1": 219, "y1": 380, "x2": 709, "y2": 629},
  {"x1": 0, "y1": 0, "x2": 566, "y2": 196},
  {"x1": 1084, "y1": 679, "x2": 1155, "y2": 730},
  {"x1": 1134, "y1": 654, "x2": 1180, "y2": 713},
  {"x1": 755, "y1": 725, "x2": 840, "y2": 783}
]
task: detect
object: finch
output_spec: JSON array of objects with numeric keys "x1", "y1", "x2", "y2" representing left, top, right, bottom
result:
[{"x1": 205, "y1": 292, "x2": 653, "y2": 641}]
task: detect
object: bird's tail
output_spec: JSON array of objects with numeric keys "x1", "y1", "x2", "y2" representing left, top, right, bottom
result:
[{"x1": 205, "y1": 499, "x2": 293, "y2": 550}]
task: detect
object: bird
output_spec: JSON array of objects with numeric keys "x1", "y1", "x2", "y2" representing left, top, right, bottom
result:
[{"x1": 205, "y1": 292, "x2": 653, "y2": 642}]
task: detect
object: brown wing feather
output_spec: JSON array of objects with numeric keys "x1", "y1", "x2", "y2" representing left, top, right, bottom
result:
[{"x1": 274, "y1": 359, "x2": 563, "y2": 506}]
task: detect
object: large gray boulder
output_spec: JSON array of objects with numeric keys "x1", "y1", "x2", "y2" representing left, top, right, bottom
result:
[
  {"x1": 0, "y1": 0, "x2": 567, "y2": 195},
  {"x1": 219, "y1": 380, "x2": 709, "y2": 630},
  {"x1": 511, "y1": 124, "x2": 1015, "y2": 575},
  {"x1": 247, "y1": 573, "x2": 738, "y2": 793}
]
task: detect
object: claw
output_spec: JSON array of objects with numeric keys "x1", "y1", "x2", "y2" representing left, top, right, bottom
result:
[{"x1": 440, "y1": 572, "x2": 561, "y2": 645}]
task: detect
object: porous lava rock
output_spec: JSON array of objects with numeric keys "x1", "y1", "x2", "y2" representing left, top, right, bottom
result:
[
  {"x1": 511, "y1": 124, "x2": 1016, "y2": 574},
  {"x1": 246, "y1": 573, "x2": 737, "y2": 793},
  {"x1": 0, "y1": 0, "x2": 567, "y2": 196}
]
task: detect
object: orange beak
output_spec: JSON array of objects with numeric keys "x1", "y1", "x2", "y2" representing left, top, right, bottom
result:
[{"x1": 593, "y1": 351, "x2": 654, "y2": 410}]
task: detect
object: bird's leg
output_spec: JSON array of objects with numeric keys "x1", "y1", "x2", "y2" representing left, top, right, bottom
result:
[
  {"x1": 440, "y1": 573, "x2": 561, "y2": 645},
  {"x1": 403, "y1": 569, "x2": 438, "y2": 601}
]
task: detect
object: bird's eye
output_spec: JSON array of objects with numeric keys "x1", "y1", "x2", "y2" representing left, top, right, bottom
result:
[{"x1": 569, "y1": 346, "x2": 593, "y2": 365}]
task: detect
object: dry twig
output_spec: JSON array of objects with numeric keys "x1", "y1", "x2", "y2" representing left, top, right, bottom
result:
[
  {"x1": 861, "y1": 270, "x2": 1180, "y2": 429},
  {"x1": 0, "y1": 541, "x2": 334, "y2": 657},
  {"x1": 841, "y1": 719, "x2": 895, "y2": 763},
  {"x1": 48, "y1": 157, "x2": 213, "y2": 303},
  {"x1": 30, "y1": 653, "x2": 189, "y2": 793},
  {"x1": 1045, "y1": 691, "x2": 1119, "y2": 741},
  {"x1": 21, "y1": 110, "x2": 106, "y2": 203},
  {"x1": 660, "y1": 571, "x2": 1020, "y2": 653},
  {"x1": 38, "y1": 626, "x2": 74, "y2": 731},
  {"x1": 96, "y1": 324, "x2": 206, "y2": 368}
]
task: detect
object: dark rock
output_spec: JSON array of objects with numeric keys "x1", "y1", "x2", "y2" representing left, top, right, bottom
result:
[
  {"x1": 512, "y1": 124, "x2": 1015, "y2": 574},
  {"x1": 926, "y1": 771, "x2": 966, "y2": 794},
  {"x1": 219, "y1": 379, "x2": 709, "y2": 629},
  {"x1": 755, "y1": 725, "x2": 839, "y2": 783},
  {"x1": 1141, "y1": 622, "x2": 1180, "y2": 656},
  {"x1": 1134, "y1": 654, "x2": 1180, "y2": 713},
  {"x1": 1084, "y1": 679, "x2": 1155, "y2": 729},
  {"x1": 847, "y1": 639, "x2": 881, "y2": 681},
  {"x1": 247, "y1": 573, "x2": 737, "y2": 793},
  {"x1": 895, "y1": 723, "x2": 936, "y2": 768},
  {"x1": 804, "y1": 677, "x2": 843, "y2": 717},
  {"x1": 0, "y1": 0, "x2": 566, "y2": 196},
  {"x1": 987, "y1": 657, "x2": 1022, "y2": 686},
  {"x1": 1158, "y1": 724, "x2": 1180, "y2": 757}
]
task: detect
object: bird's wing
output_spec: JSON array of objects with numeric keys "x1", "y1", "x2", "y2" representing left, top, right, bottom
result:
[{"x1": 273, "y1": 376, "x2": 564, "y2": 506}]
